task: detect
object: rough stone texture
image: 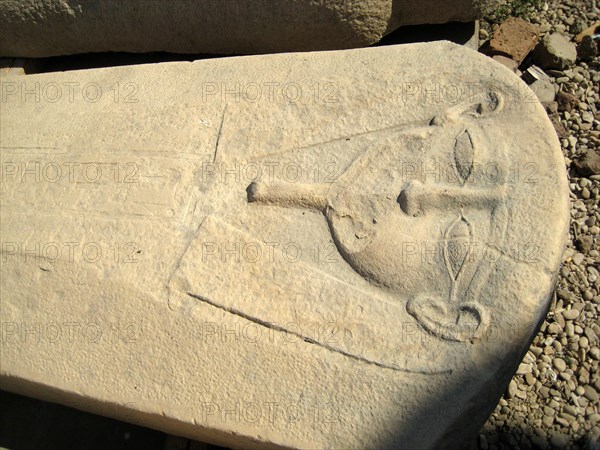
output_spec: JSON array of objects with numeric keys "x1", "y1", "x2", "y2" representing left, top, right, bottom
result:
[
  {"x1": 488, "y1": 17, "x2": 540, "y2": 65},
  {"x1": 529, "y1": 79, "x2": 556, "y2": 105},
  {"x1": 0, "y1": 42, "x2": 569, "y2": 449},
  {"x1": 556, "y1": 90, "x2": 579, "y2": 113},
  {"x1": 546, "y1": 111, "x2": 568, "y2": 139},
  {"x1": 0, "y1": 0, "x2": 502, "y2": 57},
  {"x1": 533, "y1": 32, "x2": 578, "y2": 70},
  {"x1": 574, "y1": 150, "x2": 600, "y2": 177},
  {"x1": 577, "y1": 35, "x2": 599, "y2": 62}
]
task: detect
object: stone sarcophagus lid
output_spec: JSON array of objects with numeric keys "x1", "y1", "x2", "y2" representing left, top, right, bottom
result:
[{"x1": 0, "y1": 42, "x2": 568, "y2": 449}]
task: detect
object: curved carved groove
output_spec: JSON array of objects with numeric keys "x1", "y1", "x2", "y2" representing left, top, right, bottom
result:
[
  {"x1": 476, "y1": 90, "x2": 504, "y2": 116},
  {"x1": 406, "y1": 296, "x2": 489, "y2": 342}
]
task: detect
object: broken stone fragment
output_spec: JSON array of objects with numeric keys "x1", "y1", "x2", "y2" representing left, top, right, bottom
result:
[
  {"x1": 488, "y1": 17, "x2": 540, "y2": 65},
  {"x1": 529, "y1": 79, "x2": 556, "y2": 105},
  {"x1": 574, "y1": 150, "x2": 600, "y2": 177},
  {"x1": 577, "y1": 35, "x2": 599, "y2": 62},
  {"x1": 523, "y1": 65, "x2": 552, "y2": 84},
  {"x1": 556, "y1": 91, "x2": 579, "y2": 113},
  {"x1": 0, "y1": 42, "x2": 569, "y2": 449},
  {"x1": 548, "y1": 112, "x2": 568, "y2": 139},
  {"x1": 533, "y1": 33, "x2": 577, "y2": 70},
  {"x1": 544, "y1": 101, "x2": 558, "y2": 115},
  {"x1": 522, "y1": 67, "x2": 555, "y2": 108},
  {"x1": 576, "y1": 235, "x2": 594, "y2": 253}
]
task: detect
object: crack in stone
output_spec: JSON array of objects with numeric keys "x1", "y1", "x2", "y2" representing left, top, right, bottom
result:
[
  {"x1": 186, "y1": 292, "x2": 452, "y2": 375},
  {"x1": 212, "y1": 105, "x2": 227, "y2": 163}
]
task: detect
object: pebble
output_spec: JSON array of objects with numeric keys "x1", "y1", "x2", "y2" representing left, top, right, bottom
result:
[
  {"x1": 557, "y1": 289, "x2": 574, "y2": 301},
  {"x1": 547, "y1": 322, "x2": 562, "y2": 334},
  {"x1": 507, "y1": 380, "x2": 518, "y2": 399},
  {"x1": 564, "y1": 404, "x2": 578, "y2": 416},
  {"x1": 517, "y1": 363, "x2": 532, "y2": 375},
  {"x1": 566, "y1": 321, "x2": 575, "y2": 336},
  {"x1": 553, "y1": 358, "x2": 567, "y2": 372},
  {"x1": 562, "y1": 308, "x2": 580, "y2": 320},
  {"x1": 582, "y1": 112, "x2": 594, "y2": 123},
  {"x1": 549, "y1": 433, "x2": 570, "y2": 447},
  {"x1": 560, "y1": 371, "x2": 571, "y2": 381},
  {"x1": 584, "y1": 385, "x2": 599, "y2": 402},
  {"x1": 525, "y1": 372, "x2": 535, "y2": 386},
  {"x1": 582, "y1": 187, "x2": 591, "y2": 199}
]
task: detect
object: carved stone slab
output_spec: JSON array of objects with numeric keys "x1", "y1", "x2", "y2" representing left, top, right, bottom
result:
[{"x1": 0, "y1": 42, "x2": 568, "y2": 449}]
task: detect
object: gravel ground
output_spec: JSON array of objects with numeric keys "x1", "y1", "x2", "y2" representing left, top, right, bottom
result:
[{"x1": 478, "y1": 0, "x2": 600, "y2": 449}]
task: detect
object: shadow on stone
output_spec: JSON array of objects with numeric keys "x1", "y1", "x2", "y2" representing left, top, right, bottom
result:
[
  {"x1": 16, "y1": 52, "x2": 230, "y2": 75},
  {"x1": 375, "y1": 21, "x2": 478, "y2": 47},
  {"x1": 13, "y1": 21, "x2": 477, "y2": 75},
  {"x1": 0, "y1": 390, "x2": 171, "y2": 450}
]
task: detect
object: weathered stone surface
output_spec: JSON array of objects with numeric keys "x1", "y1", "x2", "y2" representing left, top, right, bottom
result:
[
  {"x1": 533, "y1": 33, "x2": 577, "y2": 70},
  {"x1": 556, "y1": 91, "x2": 579, "y2": 113},
  {"x1": 0, "y1": 0, "x2": 502, "y2": 57},
  {"x1": 547, "y1": 112, "x2": 568, "y2": 139},
  {"x1": 0, "y1": 42, "x2": 569, "y2": 449},
  {"x1": 529, "y1": 79, "x2": 556, "y2": 105},
  {"x1": 492, "y1": 54, "x2": 519, "y2": 73},
  {"x1": 577, "y1": 35, "x2": 599, "y2": 62},
  {"x1": 488, "y1": 17, "x2": 540, "y2": 65},
  {"x1": 574, "y1": 150, "x2": 600, "y2": 177}
]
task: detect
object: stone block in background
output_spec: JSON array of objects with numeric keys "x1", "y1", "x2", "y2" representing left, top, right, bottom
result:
[
  {"x1": 0, "y1": 21, "x2": 481, "y2": 76},
  {"x1": 533, "y1": 32, "x2": 577, "y2": 70},
  {"x1": 488, "y1": 17, "x2": 540, "y2": 65},
  {"x1": 0, "y1": 42, "x2": 569, "y2": 449},
  {"x1": 0, "y1": 0, "x2": 501, "y2": 57}
]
